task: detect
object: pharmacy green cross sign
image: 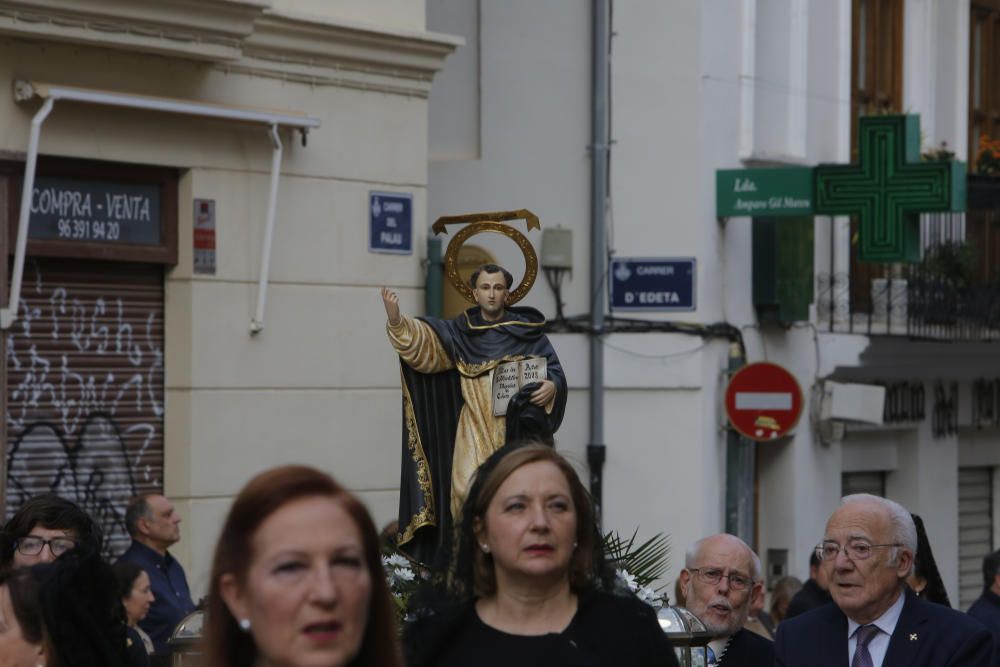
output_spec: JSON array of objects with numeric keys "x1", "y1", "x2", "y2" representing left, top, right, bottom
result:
[{"x1": 814, "y1": 115, "x2": 966, "y2": 263}]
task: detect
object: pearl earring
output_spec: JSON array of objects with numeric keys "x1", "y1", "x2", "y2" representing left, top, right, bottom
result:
[
  {"x1": 239, "y1": 618, "x2": 251, "y2": 632},
  {"x1": 480, "y1": 543, "x2": 490, "y2": 553}
]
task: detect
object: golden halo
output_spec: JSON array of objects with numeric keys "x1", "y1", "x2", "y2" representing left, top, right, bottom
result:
[{"x1": 443, "y1": 222, "x2": 538, "y2": 305}]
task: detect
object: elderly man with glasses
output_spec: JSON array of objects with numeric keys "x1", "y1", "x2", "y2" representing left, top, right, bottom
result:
[
  {"x1": 776, "y1": 493, "x2": 993, "y2": 667},
  {"x1": 679, "y1": 533, "x2": 775, "y2": 666}
]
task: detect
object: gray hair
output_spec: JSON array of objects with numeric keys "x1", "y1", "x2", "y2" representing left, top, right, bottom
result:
[
  {"x1": 124, "y1": 494, "x2": 156, "y2": 537},
  {"x1": 840, "y1": 493, "x2": 917, "y2": 574},
  {"x1": 750, "y1": 551, "x2": 763, "y2": 582},
  {"x1": 685, "y1": 534, "x2": 760, "y2": 579}
]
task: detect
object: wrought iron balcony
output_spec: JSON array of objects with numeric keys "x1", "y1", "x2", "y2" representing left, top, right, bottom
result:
[{"x1": 817, "y1": 175, "x2": 1000, "y2": 340}]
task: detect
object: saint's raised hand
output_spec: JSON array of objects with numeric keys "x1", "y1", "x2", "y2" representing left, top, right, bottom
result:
[{"x1": 381, "y1": 287, "x2": 402, "y2": 326}]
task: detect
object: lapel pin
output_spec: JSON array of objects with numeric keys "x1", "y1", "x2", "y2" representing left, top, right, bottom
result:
[{"x1": 910, "y1": 633, "x2": 918, "y2": 641}]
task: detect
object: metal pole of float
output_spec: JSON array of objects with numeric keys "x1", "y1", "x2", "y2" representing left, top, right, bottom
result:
[
  {"x1": 426, "y1": 237, "x2": 443, "y2": 318},
  {"x1": 724, "y1": 341, "x2": 755, "y2": 542},
  {"x1": 588, "y1": 0, "x2": 611, "y2": 521}
]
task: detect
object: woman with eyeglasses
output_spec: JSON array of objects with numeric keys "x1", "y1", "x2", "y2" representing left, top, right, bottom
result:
[
  {"x1": 405, "y1": 443, "x2": 678, "y2": 667},
  {"x1": 0, "y1": 495, "x2": 100, "y2": 572}
]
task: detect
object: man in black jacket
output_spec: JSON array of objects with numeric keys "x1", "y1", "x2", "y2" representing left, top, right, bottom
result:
[
  {"x1": 784, "y1": 550, "x2": 833, "y2": 619},
  {"x1": 776, "y1": 494, "x2": 992, "y2": 667},
  {"x1": 679, "y1": 534, "x2": 774, "y2": 666},
  {"x1": 968, "y1": 549, "x2": 1000, "y2": 664}
]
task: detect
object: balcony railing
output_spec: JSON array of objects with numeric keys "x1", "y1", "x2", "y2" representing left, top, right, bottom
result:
[{"x1": 817, "y1": 176, "x2": 1000, "y2": 340}]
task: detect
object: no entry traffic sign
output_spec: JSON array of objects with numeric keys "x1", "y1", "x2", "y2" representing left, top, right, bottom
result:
[{"x1": 725, "y1": 362, "x2": 803, "y2": 441}]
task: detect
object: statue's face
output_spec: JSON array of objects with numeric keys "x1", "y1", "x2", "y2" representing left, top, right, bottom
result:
[{"x1": 473, "y1": 271, "x2": 509, "y2": 322}]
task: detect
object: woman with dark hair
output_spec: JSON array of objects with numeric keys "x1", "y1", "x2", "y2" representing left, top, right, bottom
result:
[
  {"x1": 112, "y1": 561, "x2": 156, "y2": 655},
  {"x1": 0, "y1": 494, "x2": 102, "y2": 572},
  {"x1": 908, "y1": 513, "x2": 952, "y2": 607},
  {"x1": 0, "y1": 549, "x2": 135, "y2": 667},
  {"x1": 202, "y1": 465, "x2": 402, "y2": 667},
  {"x1": 405, "y1": 443, "x2": 677, "y2": 667}
]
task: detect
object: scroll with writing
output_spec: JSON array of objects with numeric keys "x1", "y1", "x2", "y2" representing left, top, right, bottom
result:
[{"x1": 492, "y1": 357, "x2": 547, "y2": 416}]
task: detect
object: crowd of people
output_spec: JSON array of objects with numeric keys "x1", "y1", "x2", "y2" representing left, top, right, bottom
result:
[{"x1": 4, "y1": 444, "x2": 1000, "y2": 666}]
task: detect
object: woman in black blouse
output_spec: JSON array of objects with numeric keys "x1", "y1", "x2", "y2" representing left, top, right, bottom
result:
[{"x1": 405, "y1": 443, "x2": 678, "y2": 667}]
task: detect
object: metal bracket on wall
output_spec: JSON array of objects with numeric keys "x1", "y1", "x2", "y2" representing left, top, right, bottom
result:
[{"x1": 7, "y1": 80, "x2": 321, "y2": 333}]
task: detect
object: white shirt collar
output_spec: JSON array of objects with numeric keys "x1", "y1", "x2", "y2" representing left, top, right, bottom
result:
[{"x1": 846, "y1": 589, "x2": 906, "y2": 639}]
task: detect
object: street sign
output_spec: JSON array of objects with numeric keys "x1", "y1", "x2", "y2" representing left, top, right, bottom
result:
[
  {"x1": 716, "y1": 167, "x2": 814, "y2": 217},
  {"x1": 725, "y1": 362, "x2": 803, "y2": 441},
  {"x1": 609, "y1": 258, "x2": 695, "y2": 312},
  {"x1": 368, "y1": 191, "x2": 413, "y2": 254}
]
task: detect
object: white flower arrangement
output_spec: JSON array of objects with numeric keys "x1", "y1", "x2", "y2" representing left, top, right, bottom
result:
[
  {"x1": 605, "y1": 530, "x2": 670, "y2": 610},
  {"x1": 616, "y1": 567, "x2": 664, "y2": 608},
  {"x1": 381, "y1": 551, "x2": 426, "y2": 622}
]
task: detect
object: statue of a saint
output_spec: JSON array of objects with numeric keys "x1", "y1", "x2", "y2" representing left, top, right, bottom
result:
[{"x1": 382, "y1": 263, "x2": 567, "y2": 564}]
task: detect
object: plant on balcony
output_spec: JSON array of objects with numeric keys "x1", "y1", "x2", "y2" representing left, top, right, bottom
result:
[
  {"x1": 921, "y1": 140, "x2": 956, "y2": 162},
  {"x1": 975, "y1": 135, "x2": 1000, "y2": 175},
  {"x1": 921, "y1": 241, "x2": 978, "y2": 289}
]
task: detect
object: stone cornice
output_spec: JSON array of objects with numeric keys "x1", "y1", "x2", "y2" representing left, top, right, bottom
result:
[
  {"x1": 0, "y1": 0, "x2": 267, "y2": 61},
  {"x1": 0, "y1": 1, "x2": 463, "y2": 96},
  {"x1": 241, "y1": 9, "x2": 463, "y2": 95}
]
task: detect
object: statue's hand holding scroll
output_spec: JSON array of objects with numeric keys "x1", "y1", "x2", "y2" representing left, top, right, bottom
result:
[{"x1": 381, "y1": 287, "x2": 402, "y2": 326}]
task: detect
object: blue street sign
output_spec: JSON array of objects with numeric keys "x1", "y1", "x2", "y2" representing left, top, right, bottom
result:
[
  {"x1": 368, "y1": 191, "x2": 413, "y2": 254},
  {"x1": 609, "y1": 258, "x2": 696, "y2": 311}
]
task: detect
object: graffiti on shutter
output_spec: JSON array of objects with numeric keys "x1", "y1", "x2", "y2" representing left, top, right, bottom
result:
[{"x1": 5, "y1": 258, "x2": 164, "y2": 557}]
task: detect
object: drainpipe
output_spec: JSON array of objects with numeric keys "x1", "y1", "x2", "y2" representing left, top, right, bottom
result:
[
  {"x1": 588, "y1": 0, "x2": 611, "y2": 519},
  {"x1": 725, "y1": 341, "x2": 754, "y2": 542},
  {"x1": 426, "y1": 237, "x2": 443, "y2": 318}
]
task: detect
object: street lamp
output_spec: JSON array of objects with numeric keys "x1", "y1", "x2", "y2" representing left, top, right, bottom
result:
[{"x1": 657, "y1": 605, "x2": 715, "y2": 667}]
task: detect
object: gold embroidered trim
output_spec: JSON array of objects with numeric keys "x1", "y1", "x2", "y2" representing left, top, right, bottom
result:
[
  {"x1": 461, "y1": 310, "x2": 547, "y2": 331},
  {"x1": 396, "y1": 369, "x2": 436, "y2": 547},
  {"x1": 456, "y1": 355, "x2": 527, "y2": 377}
]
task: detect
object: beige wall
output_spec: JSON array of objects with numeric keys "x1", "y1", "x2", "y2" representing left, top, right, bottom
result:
[
  {"x1": 0, "y1": 5, "x2": 455, "y2": 596},
  {"x1": 275, "y1": 0, "x2": 426, "y2": 31}
]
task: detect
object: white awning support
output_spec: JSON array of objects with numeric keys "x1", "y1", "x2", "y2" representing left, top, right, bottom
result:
[
  {"x1": 7, "y1": 80, "x2": 321, "y2": 333},
  {"x1": 251, "y1": 124, "x2": 283, "y2": 334}
]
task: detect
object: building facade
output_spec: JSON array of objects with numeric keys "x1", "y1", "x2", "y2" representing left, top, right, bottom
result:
[
  {"x1": 428, "y1": 0, "x2": 1000, "y2": 608},
  {"x1": 3, "y1": 0, "x2": 999, "y2": 611},
  {"x1": 0, "y1": 0, "x2": 458, "y2": 594}
]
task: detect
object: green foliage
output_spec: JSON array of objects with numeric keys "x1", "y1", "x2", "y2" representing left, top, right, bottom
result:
[
  {"x1": 921, "y1": 141, "x2": 955, "y2": 162},
  {"x1": 922, "y1": 241, "x2": 978, "y2": 288},
  {"x1": 603, "y1": 529, "x2": 671, "y2": 590}
]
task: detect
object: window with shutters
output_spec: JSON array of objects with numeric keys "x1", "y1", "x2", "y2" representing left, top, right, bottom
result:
[
  {"x1": 970, "y1": 0, "x2": 1000, "y2": 170},
  {"x1": 959, "y1": 467, "x2": 993, "y2": 609},
  {"x1": 851, "y1": 0, "x2": 904, "y2": 152},
  {"x1": 849, "y1": 0, "x2": 906, "y2": 312}
]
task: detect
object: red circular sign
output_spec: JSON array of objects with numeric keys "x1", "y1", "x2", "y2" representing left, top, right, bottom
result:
[{"x1": 725, "y1": 362, "x2": 803, "y2": 442}]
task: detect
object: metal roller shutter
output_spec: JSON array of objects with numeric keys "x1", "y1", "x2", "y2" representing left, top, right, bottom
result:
[
  {"x1": 959, "y1": 467, "x2": 993, "y2": 609},
  {"x1": 4, "y1": 256, "x2": 164, "y2": 558}
]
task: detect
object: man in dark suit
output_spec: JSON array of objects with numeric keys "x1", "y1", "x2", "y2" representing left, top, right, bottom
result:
[
  {"x1": 784, "y1": 551, "x2": 833, "y2": 619},
  {"x1": 679, "y1": 534, "x2": 774, "y2": 666},
  {"x1": 776, "y1": 494, "x2": 992, "y2": 667},
  {"x1": 968, "y1": 549, "x2": 1000, "y2": 663}
]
